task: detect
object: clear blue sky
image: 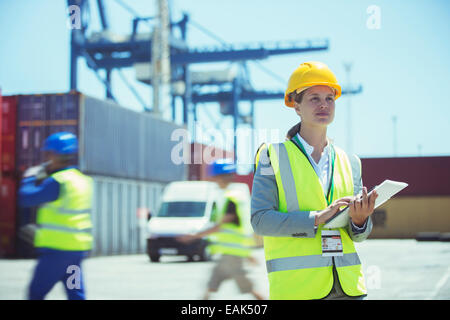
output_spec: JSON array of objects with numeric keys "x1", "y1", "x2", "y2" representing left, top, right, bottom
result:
[{"x1": 1, "y1": 0, "x2": 449, "y2": 166}]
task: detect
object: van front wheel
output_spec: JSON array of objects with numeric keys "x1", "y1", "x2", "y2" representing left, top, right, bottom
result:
[
  {"x1": 149, "y1": 253, "x2": 160, "y2": 262},
  {"x1": 199, "y1": 247, "x2": 211, "y2": 261}
]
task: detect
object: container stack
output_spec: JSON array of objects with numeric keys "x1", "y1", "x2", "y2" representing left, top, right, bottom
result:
[
  {"x1": 14, "y1": 92, "x2": 186, "y2": 181},
  {"x1": 0, "y1": 92, "x2": 18, "y2": 257},
  {"x1": 361, "y1": 156, "x2": 450, "y2": 239},
  {"x1": 1, "y1": 91, "x2": 187, "y2": 257}
]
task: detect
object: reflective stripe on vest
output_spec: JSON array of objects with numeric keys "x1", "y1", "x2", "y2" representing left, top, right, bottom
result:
[
  {"x1": 34, "y1": 168, "x2": 93, "y2": 251},
  {"x1": 208, "y1": 241, "x2": 253, "y2": 250},
  {"x1": 264, "y1": 141, "x2": 366, "y2": 300},
  {"x1": 38, "y1": 224, "x2": 92, "y2": 234},
  {"x1": 42, "y1": 206, "x2": 91, "y2": 215},
  {"x1": 266, "y1": 252, "x2": 361, "y2": 273},
  {"x1": 218, "y1": 228, "x2": 255, "y2": 238},
  {"x1": 208, "y1": 226, "x2": 254, "y2": 257}
]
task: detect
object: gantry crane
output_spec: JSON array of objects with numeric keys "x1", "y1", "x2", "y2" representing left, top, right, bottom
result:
[{"x1": 67, "y1": 0, "x2": 362, "y2": 161}]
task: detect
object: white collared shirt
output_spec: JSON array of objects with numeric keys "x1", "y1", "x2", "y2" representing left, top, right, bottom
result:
[
  {"x1": 295, "y1": 133, "x2": 331, "y2": 196},
  {"x1": 294, "y1": 133, "x2": 367, "y2": 231}
]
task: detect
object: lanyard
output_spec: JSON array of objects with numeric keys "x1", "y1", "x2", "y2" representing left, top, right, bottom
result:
[{"x1": 291, "y1": 135, "x2": 336, "y2": 206}]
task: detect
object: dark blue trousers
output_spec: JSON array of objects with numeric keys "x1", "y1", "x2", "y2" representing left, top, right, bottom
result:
[{"x1": 28, "y1": 248, "x2": 89, "y2": 300}]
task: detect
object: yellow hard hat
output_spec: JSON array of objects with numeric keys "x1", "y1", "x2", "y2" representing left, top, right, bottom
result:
[{"x1": 284, "y1": 61, "x2": 342, "y2": 107}]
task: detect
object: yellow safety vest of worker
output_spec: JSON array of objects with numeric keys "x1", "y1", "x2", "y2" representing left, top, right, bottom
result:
[
  {"x1": 260, "y1": 140, "x2": 366, "y2": 300},
  {"x1": 208, "y1": 189, "x2": 255, "y2": 257},
  {"x1": 34, "y1": 168, "x2": 94, "y2": 251}
]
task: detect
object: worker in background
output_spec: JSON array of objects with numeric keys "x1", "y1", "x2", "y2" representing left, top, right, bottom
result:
[
  {"x1": 18, "y1": 132, "x2": 93, "y2": 300},
  {"x1": 178, "y1": 159, "x2": 264, "y2": 300},
  {"x1": 251, "y1": 61, "x2": 378, "y2": 300}
]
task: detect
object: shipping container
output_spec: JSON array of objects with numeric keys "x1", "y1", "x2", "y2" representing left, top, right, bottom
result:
[
  {"x1": 361, "y1": 156, "x2": 450, "y2": 196},
  {"x1": 4, "y1": 91, "x2": 187, "y2": 257},
  {"x1": 1, "y1": 96, "x2": 18, "y2": 173},
  {"x1": 0, "y1": 88, "x2": 2, "y2": 173},
  {"x1": 90, "y1": 175, "x2": 165, "y2": 256},
  {"x1": 369, "y1": 196, "x2": 450, "y2": 239},
  {"x1": 0, "y1": 177, "x2": 17, "y2": 257},
  {"x1": 13, "y1": 92, "x2": 186, "y2": 182},
  {"x1": 12, "y1": 174, "x2": 166, "y2": 258},
  {"x1": 233, "y1": 174, "x2": 254, "y2": 194},
  {"x1": 360, "y1": 156, "x2": 450, "y2": 238},
  {"x1": 188, "y1": 143, "x2": 234, "y2": 181}
]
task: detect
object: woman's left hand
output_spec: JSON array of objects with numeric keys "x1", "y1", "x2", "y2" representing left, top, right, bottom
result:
[{"x1": 348, "y1": 187, "x2": 379, "y2": 227}]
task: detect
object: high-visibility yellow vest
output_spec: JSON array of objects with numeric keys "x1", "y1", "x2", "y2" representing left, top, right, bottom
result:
[
  {"x1": 34, "y1": 168, "x2": 94, "y2": 251},
  {"x1": 263, "y1": 141, "x2": 367, "y2": 300},
  {"x1": 208, "y1": 189, "x2": 255, "y2": 257}
]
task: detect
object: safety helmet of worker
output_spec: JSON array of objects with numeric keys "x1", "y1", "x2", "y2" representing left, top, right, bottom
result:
[
  {"x1": 42, "y1": 132, "x2": 78, "y2": 155},
  {"x1": 284, "y1": 61, "x2": 342, "y2": 108},
  {"x1": 209, "y1": 158, "x2": 236, "y2": 177}
]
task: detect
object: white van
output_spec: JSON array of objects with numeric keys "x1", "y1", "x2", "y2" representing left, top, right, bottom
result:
[{"x1": 146, "y1": 181, "x2": 222, "y2": 262}]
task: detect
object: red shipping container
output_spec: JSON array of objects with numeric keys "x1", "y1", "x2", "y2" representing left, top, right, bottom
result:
[
  {"x1": 1, "y1": 96, "x2": 18, "y2": 173},
  {"x1": 15, "y1": 94, "x2": 79, "y2": 174},
  {"x1": 233, "y1": 174, "x2": 254, "y2": 194},
  {"x1": 188, "y1": 143, "x2": 234, "y2": 181},
  {"x1": 0, "y1": 88, "x2": 2, "y2": 172},
  {"x1": 0, "y1": 177, "x2": 17, "y2": 257},
  {"x1": 361, "y1": 156, "x2": 450, "y2": 197},
  {"x1": 11, "y1": 92, "x2": 184, "y2": 182}
]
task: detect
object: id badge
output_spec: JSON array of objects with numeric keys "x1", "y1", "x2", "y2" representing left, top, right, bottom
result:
[{"x1": 321, "y1": 230, "x2": 343, "y2": 257}]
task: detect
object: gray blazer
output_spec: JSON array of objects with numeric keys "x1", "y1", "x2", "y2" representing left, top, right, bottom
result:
[{"x1": 251, "y1": 143, "x2": 373, "y2": 242}]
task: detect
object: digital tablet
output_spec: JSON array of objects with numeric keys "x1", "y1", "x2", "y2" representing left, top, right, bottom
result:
[{"x1": 323, "y1": 179, "x2": 408, "y2": 229}]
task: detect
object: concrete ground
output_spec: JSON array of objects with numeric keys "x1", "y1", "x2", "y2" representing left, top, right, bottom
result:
[{"x1": 0, "y1": 239, "x2": 449, "y2": 300}]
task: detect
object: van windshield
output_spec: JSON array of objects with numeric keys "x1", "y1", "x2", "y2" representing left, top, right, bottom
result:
[{"x1": 157, "y1": 201, "x2": 206, "y2": 218}]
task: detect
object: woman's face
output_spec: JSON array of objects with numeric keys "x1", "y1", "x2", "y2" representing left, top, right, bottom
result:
[{"x1": 294, "y1": 85, "x2": 336, "y2": 127}]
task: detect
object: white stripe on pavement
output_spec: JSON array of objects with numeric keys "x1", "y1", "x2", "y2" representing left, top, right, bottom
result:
[{"x1": 426, "y1": 266, "x2": 450, "y2": 300}]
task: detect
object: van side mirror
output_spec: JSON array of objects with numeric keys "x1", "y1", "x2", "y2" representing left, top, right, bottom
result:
[
  {"x1": 210, "y1": 203, "x2": 218, "y2": 222},
  {"x1": 147, "y1": 211, "x2": 152, "y2": 221}
]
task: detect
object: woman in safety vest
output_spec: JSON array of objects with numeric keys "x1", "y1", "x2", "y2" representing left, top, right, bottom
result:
[{"x1": 251, "y1": 61, "x2": 378, "y2": 300}]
